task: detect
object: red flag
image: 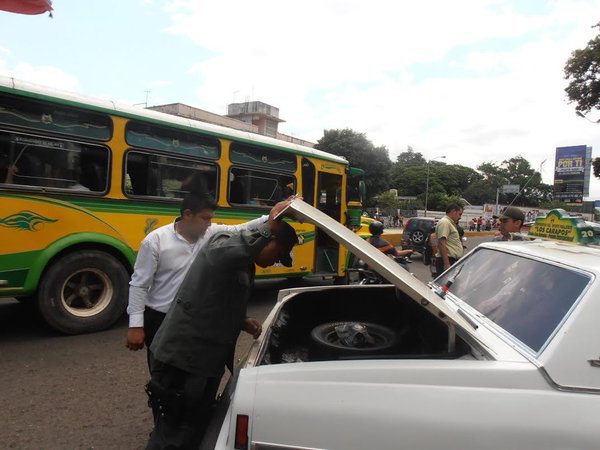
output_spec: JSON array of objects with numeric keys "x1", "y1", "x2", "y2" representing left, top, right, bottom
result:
[{"x1": 0, "y1": 0, "x2": 53, "y2": 16}]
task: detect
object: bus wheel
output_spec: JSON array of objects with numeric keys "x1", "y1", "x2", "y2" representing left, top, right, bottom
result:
[{"x1": 38, "y1": 251, "x2": 129, "y2": 334}]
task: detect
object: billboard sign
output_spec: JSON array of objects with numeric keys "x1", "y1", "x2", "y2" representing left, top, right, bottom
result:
[
  {"x1": 553, "y1": 145, "x2": 590, "y2": 203},
  {"x1": 501, "y1": 184, "x2": 520, "y2": 194}
]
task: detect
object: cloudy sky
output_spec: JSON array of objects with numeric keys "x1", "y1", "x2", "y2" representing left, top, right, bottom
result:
[{"x1": 1, "y1": 0, "x2": 600, "y2": 198}]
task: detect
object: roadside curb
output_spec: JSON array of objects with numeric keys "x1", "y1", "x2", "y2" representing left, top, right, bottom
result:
[{"x1": 382, "y1": 230, "x2": 496, "y2": 246}]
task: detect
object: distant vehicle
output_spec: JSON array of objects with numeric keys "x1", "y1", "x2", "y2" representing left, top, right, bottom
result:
[{"x1": 401, "y1": 216, "x2": 436, "y2": 250}]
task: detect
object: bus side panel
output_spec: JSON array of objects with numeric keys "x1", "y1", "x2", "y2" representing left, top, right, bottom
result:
[
  {"x1": 70, "y1": 202, "x2": 316, "y2": 278},
  {"x1": 256, "y1": 221, "x2": 316, "y2": 279},
  {"x1": 0, "y1": 194, "x2": 133, "y2": 295}
]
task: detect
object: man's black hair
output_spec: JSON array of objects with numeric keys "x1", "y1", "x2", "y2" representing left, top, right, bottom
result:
[
  {"x1": 445, "y1": 203, "x2": 463, "y2": 214},
  {"x1": 180, "y1": 193, "x2": 218, "y2": 216}
]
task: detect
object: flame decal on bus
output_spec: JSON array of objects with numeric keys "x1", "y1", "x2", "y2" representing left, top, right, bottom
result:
[{"x1": 0, "y1": 210, "x2": 58, "y2": 231}]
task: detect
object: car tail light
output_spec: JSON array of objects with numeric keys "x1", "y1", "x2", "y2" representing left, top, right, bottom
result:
[
  {"x1": 234, "y1": 414, "x2": 249, "y2": 449},
  {"x1": 403, "y1": 219, "x2": 411, "y2": 232}
]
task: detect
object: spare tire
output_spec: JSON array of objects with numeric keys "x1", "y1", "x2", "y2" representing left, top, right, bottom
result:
[{"x1": 310, "y1": 321, "x2": 397, "y2": 357}]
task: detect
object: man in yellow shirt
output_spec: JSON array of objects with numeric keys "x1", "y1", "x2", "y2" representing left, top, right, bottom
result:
[{"x1": 436, "y1": 203, "x2": 464, "y2": 273}]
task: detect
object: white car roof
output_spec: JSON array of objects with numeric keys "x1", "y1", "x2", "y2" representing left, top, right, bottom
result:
[{"x1": 478, "y1": 239, "x2": 600, "y2": 276}]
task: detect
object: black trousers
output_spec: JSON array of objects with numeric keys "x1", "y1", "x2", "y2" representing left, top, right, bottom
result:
[
  {"x1": 146, "y1": 358, "x2": 220, "y2": 450},
  {"x1": 144, "y1": 307, "x2": 167, "y2": 423},
  {"x1": 436, "y1": 256, "x2": 458, "y2": 275},
  {"x1": 144, "y1": 307, "x2": 166, "y2": 372}
]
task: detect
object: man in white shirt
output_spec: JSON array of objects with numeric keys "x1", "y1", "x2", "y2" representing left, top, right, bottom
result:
[{"x1": 125, "y1": 193, "x2": 268, "y2": 359}]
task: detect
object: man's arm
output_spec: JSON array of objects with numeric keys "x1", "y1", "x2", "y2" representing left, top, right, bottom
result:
[
  {"x1": 205, "y1": 198, "x2": 294, "y2": 268},
  {"x1": 439, "y1": 237, "x2": 451, "y2": 269},
  {"x1": 208, "y1": 215, "x2": 268, "y2": 236},
  {"x1": 208, "y1": 196, "x2": 296, "y2": 236},
  {"x1": 125, "y1": 237, "x2": 159, "y2": 351}
]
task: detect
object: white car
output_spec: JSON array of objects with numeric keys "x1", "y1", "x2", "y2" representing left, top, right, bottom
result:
[{"x1": 203, "y1": 199, "x2": 600, "y2": 450}]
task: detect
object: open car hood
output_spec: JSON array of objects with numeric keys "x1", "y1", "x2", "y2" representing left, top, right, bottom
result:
[{"x1": 279, "y1": 199, "x2": 476, "y2": 333}]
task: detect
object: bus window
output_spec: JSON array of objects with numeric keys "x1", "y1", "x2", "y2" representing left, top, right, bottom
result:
[
  {"x1": 125, "y1": 121, "x2": 220, "y2": 159},
  {"x1": 229, "y1": 167, "x2": 295, "y2": 207},
  {"x1": 318, "y1": 172, "x2": 342, "y2": 221},
  {"x1": 124, "y1": 151, "x2": 218, "y2": 200},
  {"x1": 347, "y1": 172, "x2": 362, "y2": 203},
  {"x1": 230, "y1": 142, "x2": 297, "y2": 173},
  {"x1": 301, "y1": 157, "x2": 316, "y2": 206},
  {"x1": 0, "y1": 93, "x2": 112, "y2": 141},
  {"x1": 0, "y1": 131, "x2": 109, "y2": 192}
]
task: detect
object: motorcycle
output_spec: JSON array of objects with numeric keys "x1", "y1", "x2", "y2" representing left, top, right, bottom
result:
[{"x1": 347, "y1": 255, "x2": 411, "y2": 285}]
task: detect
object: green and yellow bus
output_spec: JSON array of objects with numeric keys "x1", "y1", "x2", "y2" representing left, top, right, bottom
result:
[{"x1": 0, "y1": 77, "x2": 365, "y2": 334}]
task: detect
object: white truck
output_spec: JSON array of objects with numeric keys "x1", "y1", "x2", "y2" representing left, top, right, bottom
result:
[{"x1": 204, "y1": 200, "x2": 600, "y2": 450}]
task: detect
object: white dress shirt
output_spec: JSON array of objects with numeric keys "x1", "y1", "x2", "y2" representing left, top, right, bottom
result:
[{"x1": 127, "y1": 215, "x2": 267, "y2": 327}]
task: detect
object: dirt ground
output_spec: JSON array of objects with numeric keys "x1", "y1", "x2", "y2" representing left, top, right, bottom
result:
[{"x1": 0, "y1": 280, "x2": 280, "y2": 450}]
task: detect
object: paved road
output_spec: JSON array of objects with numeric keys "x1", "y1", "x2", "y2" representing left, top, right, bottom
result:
[{"x1": 0, "y1": 237, "x2": 489, "y2": 449}]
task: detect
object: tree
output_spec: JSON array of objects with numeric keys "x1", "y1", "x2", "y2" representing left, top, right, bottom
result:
[
  {"x1": 391, "y1": 156, "x2": 482, "y2": 207},
  {"x1": 564, "y1": 23, "x2": 600, "y2": 114},
  {"x1": 469, "y1": 156, "x2": 552, "y2": 206},
  {"x1": 594, "y1": 157, "x2": 600, "y2": 178},
  {"x1": 374, "y1": 191, "x2": 401, "y2": 216},
  {"x1": 315, "y1": 129, "x2": 392, "y2": 201},
  {"x1": 396, "y1": 147, "x2": 426, "y2": 166}
]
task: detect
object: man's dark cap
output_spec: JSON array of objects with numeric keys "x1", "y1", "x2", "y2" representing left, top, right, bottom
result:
[
  {"x1": 500, "y1": 206, "x2": 525, "y2": 222},
  {"x1": 274, "y1": 221, "x2": 298, "y2": 267}
]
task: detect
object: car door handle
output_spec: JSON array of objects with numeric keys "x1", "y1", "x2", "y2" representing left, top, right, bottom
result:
[{"x1": 588, "y1": 358, "x2": 600, "y2": 368}]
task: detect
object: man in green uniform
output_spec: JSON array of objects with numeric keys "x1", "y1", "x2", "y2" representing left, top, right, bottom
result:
[
  {"x1": 493, "y1": 206, "x2": 527, "y2": 241},
  {"x1": 436, "y1": 203, "x2": 464, "y2": 274},
  {"x1": 146, "y1": 199, "x2": 297, "y2": 449}
]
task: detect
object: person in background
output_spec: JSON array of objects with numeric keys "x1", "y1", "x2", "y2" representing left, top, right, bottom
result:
[
  {"x1": 368, "y1": 221, "x2": 413, "y2": 258},
  {"x1": 145, "y1": 199, "x2": 298, "y2": 449},
  {"x1": 436, "y1": 203, "x2": 464, "y2": 273},
  {"x1": 493, "y1": 206, "x2": 527, "y2": 241},
  {"x1": 469, "y1": 218, "x2": 476, "y2": 232}
]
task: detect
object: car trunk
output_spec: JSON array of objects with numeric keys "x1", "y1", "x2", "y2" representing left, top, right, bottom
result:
[{"x1": 257, "y1": 285, "x2": 471, "y2": 365}]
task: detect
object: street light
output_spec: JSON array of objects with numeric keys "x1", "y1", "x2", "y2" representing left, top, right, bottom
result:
[{"x1": 424, "y1": 155, "x2": 446, "y2": 217}]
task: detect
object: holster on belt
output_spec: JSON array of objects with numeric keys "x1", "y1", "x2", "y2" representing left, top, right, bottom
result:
[{"x1": 145, "y1": 379, "x2": 185, "y2": 424}]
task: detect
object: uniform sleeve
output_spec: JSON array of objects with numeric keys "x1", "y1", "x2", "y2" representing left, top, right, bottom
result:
[
  {"x1": 209, "y1": 215, "x2": 268, "y2": 235},
  {"x1": 127, "y1": 235, "x2": 159, "y2": 328},
  {"x1": 206, "y1": 223, "x2": 271, "y2": 269}
]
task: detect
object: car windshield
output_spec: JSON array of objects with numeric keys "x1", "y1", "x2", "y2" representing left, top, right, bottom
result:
[{"x1": 436, "y1": 248, "x2": 590, "y2": 353}]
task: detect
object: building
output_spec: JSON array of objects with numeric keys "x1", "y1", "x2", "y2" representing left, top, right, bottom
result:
[{"x1": 149, "y1": 100, "x2": 314, "y2": 148}]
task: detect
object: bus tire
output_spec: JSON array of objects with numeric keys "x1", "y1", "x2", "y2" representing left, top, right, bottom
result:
[{"x1": 37, "y1": 250, "x2": 129, "y2": 334}]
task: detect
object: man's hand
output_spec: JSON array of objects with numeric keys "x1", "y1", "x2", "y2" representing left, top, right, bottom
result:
[
  {"x1": 242, "y1": 318, "x2": 262, "y2": 339},
  {"x1": 126, "y1": 327, "x2": 145, "y2": 351},
  {"x1": 268, "y1": 197, "x2": 296, "y2": 224}
]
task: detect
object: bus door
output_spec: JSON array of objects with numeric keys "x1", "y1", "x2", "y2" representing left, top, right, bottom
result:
[{"x1": 315, "y1": 168, "x2": 343, "y2": 275}]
